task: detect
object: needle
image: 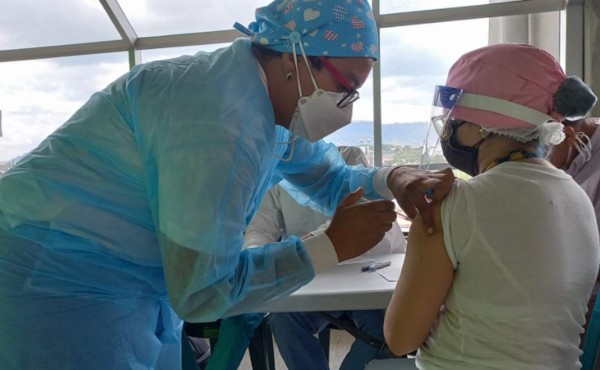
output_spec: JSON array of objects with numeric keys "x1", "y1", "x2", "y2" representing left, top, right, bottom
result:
[{"x1": 360, "y1": 197, "x2": 412, "y2": 221}]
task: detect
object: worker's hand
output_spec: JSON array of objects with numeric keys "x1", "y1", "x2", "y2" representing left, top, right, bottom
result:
[
  {"x1": 387, "y1": 167, "x2": 455, "y2": 235},
  {"x1": 326, "y1": 187, "x2": 397, "y2": 262}
]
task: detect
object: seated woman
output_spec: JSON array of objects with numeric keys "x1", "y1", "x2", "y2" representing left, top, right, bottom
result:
[{"x1": 383, "y1": 43, "x2": 600, "y2": 369}]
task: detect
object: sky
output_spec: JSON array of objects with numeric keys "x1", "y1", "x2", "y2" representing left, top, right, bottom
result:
[{"x1": 0, "y1": 0, "x2": 490, "y2": 161}]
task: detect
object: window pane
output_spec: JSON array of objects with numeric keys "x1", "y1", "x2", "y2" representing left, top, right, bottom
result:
[
  {"x1": 324, "y1": 74, "x2": 375, "y2": 166},
  {"x1": 379, "y1": 19, "x2": 489, "y2": 167},
  {"x1": 0, "y1": 53, "x2": 129, "y2": 163},
  {"x1": 380, "y1": 0, "x2": 522, "y2": 14},
  {"x1": 119, "y1": 0, "x2": 266, "y2": 36},
  {"x1": 0, "y1": 0, "x2": 121, "y2": 50}
]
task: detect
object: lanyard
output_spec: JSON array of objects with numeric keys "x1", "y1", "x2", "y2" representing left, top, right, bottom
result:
[{"x1": 483, "y1": 147, "x2": 541, "y2": 173}]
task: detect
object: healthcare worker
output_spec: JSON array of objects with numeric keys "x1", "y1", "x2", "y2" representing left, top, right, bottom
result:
[
  {"x1": 0, "y1": 1, "x2": 453, "y2": 369},
  {"x1": 547, "y1": 116, "x2": 600, "y2": 348},
  {"x1": 202, "y1": 146, "x2": 406, "y2": 370}
]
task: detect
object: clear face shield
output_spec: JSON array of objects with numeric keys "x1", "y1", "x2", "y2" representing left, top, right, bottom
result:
[{"x1": 419, "y1": 85, "x2": 464, "y2": 170}]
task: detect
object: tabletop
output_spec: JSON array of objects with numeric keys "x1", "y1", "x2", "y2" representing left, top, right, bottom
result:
[{"x1": 251, "y1": 253, "x2": 405, "y2": 313}]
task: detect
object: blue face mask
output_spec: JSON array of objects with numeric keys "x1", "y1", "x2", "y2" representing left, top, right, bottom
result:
[{"x1": 440, "y1": 120, "x2": 486, "y2": 176}]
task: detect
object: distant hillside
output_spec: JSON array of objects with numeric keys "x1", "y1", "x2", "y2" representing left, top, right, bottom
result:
[{"x1": 325, "y1": 121, "x2": 428, "y2": 147}]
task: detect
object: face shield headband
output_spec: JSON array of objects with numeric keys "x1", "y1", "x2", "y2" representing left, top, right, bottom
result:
[
  {"x1": 437, "y1": 85, "x2": 566, "y2": 145},
  {"x1": 420, "y1": 86, "x2": 464, "y2": 170},
  {"x1": 421, "y1": 85, "x2": 567, "y2": 169}
]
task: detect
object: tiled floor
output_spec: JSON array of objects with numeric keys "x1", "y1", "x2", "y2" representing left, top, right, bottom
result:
[{"x1": 237, "y1": 329, "x2": 354, "y2": 370}]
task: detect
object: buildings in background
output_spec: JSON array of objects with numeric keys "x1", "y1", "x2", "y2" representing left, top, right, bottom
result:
[{"x1": 0, "y1": 160, "x2": 12, "y2": 175}]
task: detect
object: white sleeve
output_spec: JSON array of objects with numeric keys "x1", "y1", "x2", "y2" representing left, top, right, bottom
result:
[
  {"x1": 243, "y1": 187, "x2": 284, "y2": 248},
  {"x1": 386, "y1": 222, "x2": 406, "y2": 253},
  {"x1": 245, "y1": 186, "x2": 339, "y2": 273},
  {"x1": 373, "y1": 166, "x2": 396, "y2": 198},
  {"x1": 302, "y1": 232, "x2": 339, "y2": 273},
  {"x1": 358, "y1": 221, "x2": 406, "y2": 259}
]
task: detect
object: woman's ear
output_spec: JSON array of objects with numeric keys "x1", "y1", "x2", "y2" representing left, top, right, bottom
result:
[{"x1": 280, "y1": 52, "x2": 298, "y2": 78}]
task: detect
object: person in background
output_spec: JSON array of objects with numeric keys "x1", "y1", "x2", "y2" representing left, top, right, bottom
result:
[
  {"x1": 261, "y1": 146, "x2": 405, "y2": 370},
  {"x1": 547, "y1": 116, "x2": 599, "y2": 228},
  {"x1": 382, "y1": 43, "x2": 599, "y2": 370},
  {"x1": 202, "y1": 146, "x2": 405, "y2": 370},
  {"x1": 0, "y1": 1, "x2": 455, "y2": 369},
  {"x1": 547, "y1": 116, "x2": 600, "y2": 349}
]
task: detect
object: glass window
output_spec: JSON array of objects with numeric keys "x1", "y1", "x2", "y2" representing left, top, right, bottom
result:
[
  {"x1": 118, "y1": 0, "x2": 266, "y2": 36},
  {"x1": 379, "y1": 19, "x2": 489, "y2": 168},
  {"x1": 0, "y1": 0, "x2": 120, "y2": 50},
  {"x1": 380, "y1": 0, "x2": 522, "y2": 14},
  {"x1": 324, "y1": 73, "x2": 375, "y2": 166},
  {"x1": 0, "y1": 53, "x2": 129, "y2": 163}
]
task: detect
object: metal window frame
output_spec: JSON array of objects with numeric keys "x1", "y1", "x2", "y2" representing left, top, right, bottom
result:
[
  {"x1": 370, "y1": 0, "x2": 570, "y2": 165},
  {"x1": 0, "y1": 0, "x2": 579, "y2": 166}
]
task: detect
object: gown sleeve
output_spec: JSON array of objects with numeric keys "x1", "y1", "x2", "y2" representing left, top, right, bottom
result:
[
  {"x1": 276, "y1": 137, "x2": 387, "y2": 217},
  {"x1": 125, "y1": 51, "x2": 317, "y2": 322}
]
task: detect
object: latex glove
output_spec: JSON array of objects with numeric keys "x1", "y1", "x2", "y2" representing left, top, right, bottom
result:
[
  {"x1": 387, "y1": 167, "x2": 455, "y2": 235},
  {"x1": 326, "y1": 187, "x2": 397, "y2": 262}
]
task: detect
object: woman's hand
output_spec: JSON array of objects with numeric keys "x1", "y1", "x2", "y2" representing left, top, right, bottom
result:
[
  {"x1": 325, "y1": 187, "x2": 397, "y2": 262},
  {"x1": 387, "y1": 167, "x2": 455, "y2": 234}
]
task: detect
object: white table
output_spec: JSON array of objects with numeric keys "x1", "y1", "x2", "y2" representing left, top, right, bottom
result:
[{"x1": 252, "y1": 253, "x2": 405, "y2": 313}]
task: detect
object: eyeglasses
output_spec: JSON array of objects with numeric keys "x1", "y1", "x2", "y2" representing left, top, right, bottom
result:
[{"x1": 318, "y1": 57, "x2": 360, "y2": 108}]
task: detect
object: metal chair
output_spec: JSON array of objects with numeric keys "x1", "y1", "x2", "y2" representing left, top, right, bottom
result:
[{"x1": 317, "y1": 312, "x2": 397, "y2": 363}]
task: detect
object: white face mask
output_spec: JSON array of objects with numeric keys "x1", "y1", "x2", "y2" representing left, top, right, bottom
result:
[
  {"x1": 287, "y1": 43, "x2": 354, "y2": 143},
  {"x1": 565, "y1": 131, "x2": 593, "y2": 176},
  {"x1": 290, "y1": 90, "x2": 353, "y2": 142}
]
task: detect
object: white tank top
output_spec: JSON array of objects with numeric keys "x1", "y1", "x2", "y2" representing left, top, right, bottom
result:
[{"x1": 417, "y1": 162, "x2": 600, "y2": 370}]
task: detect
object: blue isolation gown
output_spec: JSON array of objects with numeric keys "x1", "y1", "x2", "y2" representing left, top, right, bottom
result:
[{"x1": 0, "y1": 38, "x2": 383, "y2": 369}]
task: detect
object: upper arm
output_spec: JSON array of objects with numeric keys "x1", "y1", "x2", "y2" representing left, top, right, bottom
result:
[
  {"x1": 384, "y1": 202, "x2": 454, "y2": 356},
  {"x1": 277, "y1": 140, "x2": 381, "y2": 215}
]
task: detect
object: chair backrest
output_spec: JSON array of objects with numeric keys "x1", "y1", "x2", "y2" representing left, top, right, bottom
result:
[{"x1": 582, "y1": 295, "x2": 600, "y2": 370}]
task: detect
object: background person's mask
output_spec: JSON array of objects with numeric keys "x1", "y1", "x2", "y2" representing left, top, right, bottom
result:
[{"x1": 290, "y1": 90, "x2": 353, "y2": 142}]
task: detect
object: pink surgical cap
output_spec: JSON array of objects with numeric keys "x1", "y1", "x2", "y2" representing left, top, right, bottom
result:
[{"x1": 447, "y1": 43, "x2": 566, "y2": 129}]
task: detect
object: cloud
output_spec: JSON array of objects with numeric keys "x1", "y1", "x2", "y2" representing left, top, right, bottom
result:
[
  {"x1": 0, "y1": 1, "x2": 489, "y2": 161},
  {"x1": 0, "y1": 53, "x2": 128, "y2": 161},
  {"x1": 0, "y1": 0, "x2": 120, "y2": 50},
  {"x1": 371, "y1": 19, "x2": 489, "y2": 124},
  {"x1": 379, "y1": 35, "x2": 448, "y2": 78},
  {"x1": 118, "y1": 0, "x2": 263, "y2": 36}
]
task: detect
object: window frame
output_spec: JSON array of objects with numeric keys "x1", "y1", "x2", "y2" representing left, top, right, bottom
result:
[{"x1": 0, "y1": 0, "x2": 581, "y2": 167}]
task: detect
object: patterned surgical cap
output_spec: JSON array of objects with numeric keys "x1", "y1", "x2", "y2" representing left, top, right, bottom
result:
[{"x1": 235, "y1": 0, "x2": 379, "y2": 60}]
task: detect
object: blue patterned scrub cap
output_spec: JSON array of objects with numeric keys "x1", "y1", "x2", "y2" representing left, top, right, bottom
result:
[{"x1": 234, "y1": 0, "x2": 379, "y2": 60}]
